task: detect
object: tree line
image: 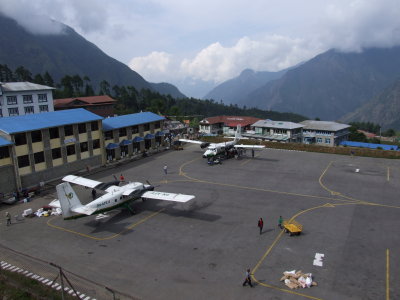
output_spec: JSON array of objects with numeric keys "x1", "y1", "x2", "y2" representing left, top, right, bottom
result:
[{"x1": 0, "y1": 64, "x2": 308, "y2": 122}]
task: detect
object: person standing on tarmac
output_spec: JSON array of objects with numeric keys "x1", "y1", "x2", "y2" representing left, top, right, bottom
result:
[
  {"x1": 242, "y1": 268, "x2": 253, "y2": 287},
  {"x1": 5, "y1": 212, "x2": 11, "y2": 226},
  {"x1": 258, "y1": 217, "x2": 264, "y2": 235},
  {"x1": 278, "y1": 216, "x2": 283, "y2": 229}
]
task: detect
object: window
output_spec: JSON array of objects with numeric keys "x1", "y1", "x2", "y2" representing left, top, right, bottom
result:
[
  {"x1": 316, "y1": 138, "x2": 323, "y2": 143},
  {"x1": 8, "y1": 107, "x2": 19, "y2": 116},
  {"x1": 24, "y1": 106, "x2": 34, "y2": 114},
  {"x1": 52, "y1": 147, "x2": 62, "y2": 159},
  {"x1": 0, "y1": 146, "x2": 10, "y2": 159},
  {"x1": 80, "y1": 142, "x2": 88, "y2": 152},
  {"x1": 7, "y1": 96, "x2": 17, "y2": 105},
  {"x1": 144, "y1": 123, "x2": 150, "y2": 131},
  {"x1": 91, "y1": 121, "x2": 98, "y2": 131},
  {"x1": 119, "y1": 127, "x2": 127, "y2": 137},
  {"x1": 23, "y1": 95, "x2": 33, "y2": 104},
  {"x1": 39, "y1": 105, "x2": 48, "y2": 112},
  {"x1": 78, "y1": 123, "x2": 87, "y2": 134},
  {"x1": 66, "y1": 145, "x2": 76, "y2": 156},
  {"x1": 38, "y1": 94, "x2": 47, "y2": 102},
  {"x1": 31, "y1": 130, "x2": 42, "y2": 143},
  {"x1": 154, "y1": 121, "x2": 161, "y2": 129},
  {"x1": 49, "y1": 127, "x2": 59, "y2": 139},
  {"x1": 64, "y1": 125, "x2": 73, "y2": 136},
  {"x1": 17, "y1": 155, "x2": 30, "y2": 168},
  {"x1": 104, "y1": 131, "x2": 113, "y2": 140},
  {"x1": 34, "y1": 152, "x2": 45, "y2": 164},
  {"x1": 93, "y1": 139, "x2": 100, "y2": 149},
  {"x1": 325, "y1": 138, "x2": 331, "y2": 144},
  {"x1": 14, "y1": 133, "x2": 27, "y2": 146},
  {"x1": 131, "y1": 126, "x2": 138, "y2": 134},
  {"x1": 0, "y1": 109, "x2": 2, "y2": 117}
]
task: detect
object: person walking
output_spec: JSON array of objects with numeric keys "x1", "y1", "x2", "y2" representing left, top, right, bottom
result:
[
  {"x1": 242, "y1": 268, "x2": 253, "y2": 287},
  {"x1": 5, "y1": 212, "x2": 11, "y2": 226},
  {"x1": 278, "y1": 216, "x2": 283, "y2": 229},
  {"x1": 163, "y1": 165, "x2": 168, "y2": 175},
  {"x1": 258, "y1": 217, "x2": 264, "y2": 235},
  {"x1": 119, "y1": 174, "x2": 125, "y2": 182}
]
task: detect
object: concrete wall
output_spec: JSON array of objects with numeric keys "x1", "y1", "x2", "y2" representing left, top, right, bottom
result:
[
  {"x1": 0, "y1": 165, "x2": 17, "y2": 194},
  {"x1": 20, "y1": 155, "x2": 102, "y2": 188}
]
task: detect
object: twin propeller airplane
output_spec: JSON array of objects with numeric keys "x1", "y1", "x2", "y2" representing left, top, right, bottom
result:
[
  {"x1": 179, "y1": 125, "x2": 265, "y2": 158},
  {"x1": 50, "y1": 175, "x2": 195, "y2": 220}
]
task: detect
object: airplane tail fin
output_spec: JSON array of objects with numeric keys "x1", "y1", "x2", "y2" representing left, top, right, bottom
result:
[
  {"x1": 56, "y1": 182, "x2": 84, "y2": 218},
  {"x1": 234, "y1": 125, "x2": 242, "y2": 142}
]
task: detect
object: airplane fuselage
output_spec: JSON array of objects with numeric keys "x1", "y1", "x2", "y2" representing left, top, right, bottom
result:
[{"x1": 203, "y1": 141, "x2": 236, "y2": 158}]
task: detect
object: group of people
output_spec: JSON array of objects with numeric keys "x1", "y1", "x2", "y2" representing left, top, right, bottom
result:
[{"x1": 243, "y1": 215, "x2": 284, "y2": 288}]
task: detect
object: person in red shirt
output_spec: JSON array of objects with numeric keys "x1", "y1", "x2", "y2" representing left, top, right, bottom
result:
[
  {"x1": 120, "y1": 174, "x2": 125, "y2": 182},
  {"x1": 258, "y1": 217, "x2": 264, "y2": 235}
]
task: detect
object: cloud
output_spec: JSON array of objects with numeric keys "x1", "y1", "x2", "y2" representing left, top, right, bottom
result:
[
  {"x1": 130, "y1": 35, "x2": 323, "y2": 84},
  {"x1": 317, "y1": 0, "x2": 400, "y2": 52},
  {"x1": 0, "y1": 0, "x2": 66, "y2": 35}
]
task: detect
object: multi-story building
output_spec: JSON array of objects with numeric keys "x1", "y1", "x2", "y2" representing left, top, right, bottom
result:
[
  {"x1": 246, "y1": 119, "x2": 304, "y2": 143},
  {"x1": 0, "y1": 109, "x2": 103, "y2": 193},
  {"x1": 102, "y1": 112, "x2": 165, "y2": 161},
  {"x1": 54, "y1": 95, "x2": 117, "y2": 117},
  {"x1": 300, "y1": 120, "x2": 350, "y2": 146},
  {"x1": 0, "y1": 82, "x2": 55, "y2": 117},
  {"x1": 199, "y1": 116, "x2": 262, "y2": 135}
]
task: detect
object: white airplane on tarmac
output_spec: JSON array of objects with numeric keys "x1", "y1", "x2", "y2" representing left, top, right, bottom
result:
[
  {"x1": 179, "y1": 125, "x2": 265, "y2": 158},
  {"x1": 50, "y1": 175, "x2": 195, "y2": 220}
]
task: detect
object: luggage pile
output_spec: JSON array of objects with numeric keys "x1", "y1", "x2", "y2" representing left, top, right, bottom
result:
[{"x1": 280, "y1": 270, "x2": 317, "y2": 289}]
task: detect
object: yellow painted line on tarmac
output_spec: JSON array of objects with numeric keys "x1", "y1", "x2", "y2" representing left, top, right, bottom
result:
[
  {"x1": 47, "y1": 208, "x2": 165, "y2": 240},
  {"x1": 386, "y1": 249, "x2": 390, "y2": 300}
]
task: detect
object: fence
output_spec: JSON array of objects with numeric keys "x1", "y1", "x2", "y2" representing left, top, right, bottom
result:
[{"x1": 0, "y1": 243, "x2": 138, "y2": 300}]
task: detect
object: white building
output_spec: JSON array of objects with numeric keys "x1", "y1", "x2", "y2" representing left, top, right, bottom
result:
[
  {"x1": 246, "y1": 119, "x2": 304, "y2": 143},
  {"x1": 300, "y1": 120, "x2": 350, "y2": 146},
  {"x1": 0, "y1": 82, "x2": 55, "y2": 117}
]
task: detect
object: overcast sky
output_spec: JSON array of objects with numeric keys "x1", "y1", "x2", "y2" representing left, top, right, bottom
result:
[{"x1": 1, "y1": 0, "x2": 400, "y2": 94}]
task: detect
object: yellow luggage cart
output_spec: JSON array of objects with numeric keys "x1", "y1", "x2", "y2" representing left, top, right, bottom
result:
[{"x1": 282, "y1": 219, "x2": 302, "y2": 236}]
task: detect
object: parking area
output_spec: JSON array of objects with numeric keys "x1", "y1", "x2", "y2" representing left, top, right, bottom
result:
[{"x1": 1, "y1": 145, "x2": 399, "y2": 299}]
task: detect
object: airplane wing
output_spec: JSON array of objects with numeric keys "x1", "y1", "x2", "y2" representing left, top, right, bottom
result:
[
  {"x1": 71, "y1": 205, "x2": 97, "y2": 216},
  {"x1": 234, "y1": 144, "x2": 265, "y2": 149},
  {"x1": 178, "y1": 139, "x2": 205, "y2": 145},
  {"x1": 62, "y1": 175, "x2": 119, "y2": 191},
  {"x1": 49, "y1": 199, "x2": 61, "y2": 208},
  {"x1": 142, "y1": 191, "x2": 195, "y2": 202}
]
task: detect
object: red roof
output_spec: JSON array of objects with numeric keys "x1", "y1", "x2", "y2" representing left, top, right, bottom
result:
[
  {"x1": 357, "y1": 130, "x2": 376, "y2": 138},
  {"x1": 54, "y1": 95, "x2": 116, "y2": 107},
  {"x1": 200, "y1": 116, "x2": 262, "y2": 127}
]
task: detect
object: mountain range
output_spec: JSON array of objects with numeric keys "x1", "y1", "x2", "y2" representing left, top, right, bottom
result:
[
  {"x1": 0, "y1": 14, "x2": 185, "y2": 98},
  {"x1": 208, "y1": 48, "x2": 400, "y2": 129}
]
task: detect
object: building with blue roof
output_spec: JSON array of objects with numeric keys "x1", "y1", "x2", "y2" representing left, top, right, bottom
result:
[
  {"x1": 340, "y1": 141, "x2": 399, "y2": 151},
  {"x1": 0, "y1": 109, "x2": 104, "y2": 193},
  {"x1": 102, "y1": 112, "x2": 165, "y2": 160}
]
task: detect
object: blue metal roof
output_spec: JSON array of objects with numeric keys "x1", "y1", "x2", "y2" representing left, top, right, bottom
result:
[
  {"x1": 155, "y1": 131, "x2": 165, "y2": 136},
  {"x1": 144, "y1": 133, "x2": 155, "y2": 139},
  {"x1": 102, "y1": 112, "x2": 164, "y2": 131},
  {"x1": 340, "y1": 141, "x2": 399, "y2": 151},
  {"x1": 0, "y1": 136, "x2": 13, "y2": 147},
  {"x1": 132, "y1": 136, "x2": 144, "y2": 142},
  {"x1": 106, "y1": 143, "x2": 119, "y2": 150},
  {"x1": 0, "y1": 109, "x2": 103, "y2": 134},
  {"x1": 119, "y1": 139, "x2": 132, "y2": 146}
]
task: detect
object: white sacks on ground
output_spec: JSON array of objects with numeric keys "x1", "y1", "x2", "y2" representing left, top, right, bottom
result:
[{"x1": 280, "y1": 270, "x2": 317, "y2": 289}]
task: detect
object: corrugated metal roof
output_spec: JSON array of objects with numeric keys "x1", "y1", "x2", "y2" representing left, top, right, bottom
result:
[
  {"x1": 300, "y1": 120, "x2": 350, "y2": 131},
  {"x1": 0, "y1": 136, "x2": 13, "y2": 146},
  {"x1": 54, "y1": 95, "x2": 117, "y2": 107},
  {"x1": 340, "y1": 141, "x2": 399, "y2": 151},
  {"x1": 0, "y1": 81, "x2": 55, "y2": 92},
  {"x1": 0, "y1": 109, "x2": 103, "y2": 134},
  {"x1": 102, "y1": 112, "x2": 164, "y2": 131},
  {"x1": 252, "y1": 119, "x2": 303, "y2": 130}
]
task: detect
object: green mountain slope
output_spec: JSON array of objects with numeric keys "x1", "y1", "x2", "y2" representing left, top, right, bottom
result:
[
  {"x1": 0, "y1": 14, "x2": 185, "y2": 98},
  {"x1": 341, "y1": 79, "x2": 400, "y2": 130}
]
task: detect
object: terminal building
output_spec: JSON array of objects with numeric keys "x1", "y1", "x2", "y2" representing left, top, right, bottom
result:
[
  {"x1": 199, "y1": 116, "x2": 261, "y2": 135},
  {"x1": 300, "y1": 120, "x2": 350, "y2": 146},
  {"x1": 102, "y1": 111, "x2": 165, "y2": 162},
  {"x1": 0, "y1": 109, "x2": 103, "y2": 193},
  {"x1": 245, "y1": 119, "x2": 304, "y2": 143},
  {"x1": 0, "y1": 82, "x2": 55, "y2": 117}
]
